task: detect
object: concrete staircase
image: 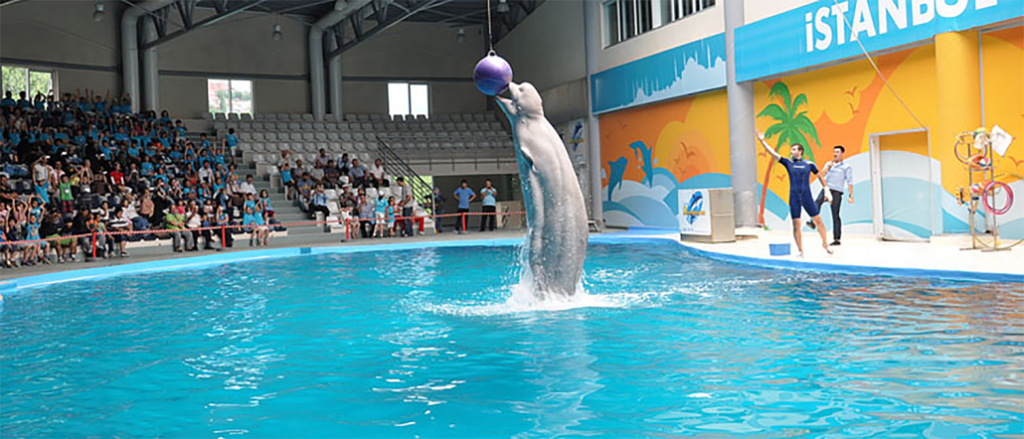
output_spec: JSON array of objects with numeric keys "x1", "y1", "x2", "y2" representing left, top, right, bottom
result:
[{"x1": 249, "y1": 173, "x2": 326, "y2": 237}]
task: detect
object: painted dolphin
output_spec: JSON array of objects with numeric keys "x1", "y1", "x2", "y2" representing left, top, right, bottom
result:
[
  {"x1": 629, "y1": 140, "x2": 654, "y2": 187},
  {"x1": 607, "y1": 156, "x2": 628, "y2": 201},
  {"x1": 496, "y1": 82, "x2": 588, "y2": 298}
]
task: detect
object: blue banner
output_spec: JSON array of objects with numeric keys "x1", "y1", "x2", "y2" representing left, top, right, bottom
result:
[
  {"x1": 735, "y1": 0, "x2": 1024, "y2": 82},
  {"x1": 591, "y1": 34, "x2": 726, "y2": 114}
]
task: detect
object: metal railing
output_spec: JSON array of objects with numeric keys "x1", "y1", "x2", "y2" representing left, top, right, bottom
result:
[{"x1": 376, "y1": 135, "x2": 436, "y2": 216}]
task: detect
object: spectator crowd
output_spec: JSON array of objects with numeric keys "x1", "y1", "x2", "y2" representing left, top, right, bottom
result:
[
  {"x1": 1, "y1": 89, "x2": 511, "y2": 270},
  {"x1": 0, "y1": 89, "x2": 280, "y2": 268}
]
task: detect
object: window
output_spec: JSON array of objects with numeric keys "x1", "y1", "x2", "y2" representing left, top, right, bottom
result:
[
  {"x1": 208, "y1": 79, "x2": 253, "y2": 114},
  {"x1": 388, "y1": 82, "x2": 429, "y2": 118},
  {"x1": 603, "y1": 0, "x2": 715, "y2": 47},
  {"x1": 1, "y1": 65, "x2": 54, "y2": 99},
  {"x1": 668, "y1": 0, "x2": 714, "y2": 23}
]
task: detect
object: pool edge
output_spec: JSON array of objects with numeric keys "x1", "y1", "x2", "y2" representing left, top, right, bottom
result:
[{"x1": 4, "y1": 234, "x2": 1021, "y2": 294}]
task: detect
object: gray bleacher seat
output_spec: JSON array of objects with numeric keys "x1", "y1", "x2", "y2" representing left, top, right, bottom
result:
[
  {"x1": 358, "y1": 114, "x2": 371, "y2": 122},
  {"x1": 451, "y1": 114, "x2": 463, "y2": 122},
  {"x1": 373, "y1": 122, "x2": 385, "y2": 131},
  {"x1": 273, "y1": 122, "x2": 286, "y2": 131},
  {"x1": 214, "y1": 120, "x2": 227, "y2": 130},
  {"x1": 252, "y1": 132, "x2": 265, "y2": 141},
  {"x1": 214, "y1": 113, "x2": 227, "y2": 121},
  {"x1": 313, "y1": 122, "x2": 325, "y2": 130},
  {"x1": 265, "y1": 132, "x2": 278, "y2": 141},
  {"x1": 456, "y1": 122, "x2": 469, "y2": 131},
  {"x1": 203, "y1": 112, "x2": 213, "y2": 120},
  {"x1": 342, "y1": 142, "x2": 354, "y2": 151},
  {"x1": 302, "y1": 114, "x2": 314, "y2": 121},
  {"x1": 324, "y1": 114, "x2": 339, "y2": 122},
  {"x1": 436, "y1": 114, "x2": 451, "y2": 122},
  {"x1": 353, "y1": 132, "x2": 365, "y2": 141},
  {"x1": 287, "y1": 114, "x2": 300, "y2": 121},
  {"x1": 392, "y1": 115, "x2": 405, "y2": 122},
  {"x1": 289, "y1": 132, "x2": 302, "y2": 141},
  {"x1": 489, "y1": 122, "x2": 502, "y2": 130},
  {"x1": 228, "y1": 113, "x2": 240, "y2": 121},
  {"x1": 254, "y1": 113, "x2": 266, "y2": 121},
  {"x1": 265, "y1": 113, "x2": 278, "y2": 121},
  {"x1": 416, "y1": 115, "x2": 427, "y2": 122},
  {"x1": 239, "y1": 132, "x2": 252, "y2": 141},
  {"x1": 360, "y1": 123, "x2": 373, "y2": 131},
  {"x1": 327, "y1": 132, "x2": 340, "y2": 141},
  {"x1": 473, "y1": 114, "x2": 486, "y2": 122},
  {"x1": 242, "y1": 113, "x2": 254, "y2": 121},
  {"x1": 326, "y1": 123, "x2": 339, "y2": 131},
  {"x1": 301, "y1": 122, "x2": 313, "y2": 130},
  {"x1": 315, "y1": 132, "x2": 327, "y2": 141},
  {"x1": 303, "y1": 132, "x2": 315, "y2": 141},
  {"x1": 341, "y1": 132, "x2": 353, "y2": 141},
  {"x1": 328, "y1": 142, "x2": 342, "y2": 152},
  {"x1": 370, "y1": 114, "x2": 385, "y2": 121}
]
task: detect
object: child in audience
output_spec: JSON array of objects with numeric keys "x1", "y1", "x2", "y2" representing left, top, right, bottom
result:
[{"x1": 373, "y1": 194, "x2": 388, "y2": 238}]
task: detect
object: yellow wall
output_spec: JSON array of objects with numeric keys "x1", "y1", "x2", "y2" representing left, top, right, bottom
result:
[
  {"x1": 983, "y1": 26, "x2": 1024, "y2": 183},
  {"x1": 600, "y1": 90, "x2": 731, "y2": 184}
]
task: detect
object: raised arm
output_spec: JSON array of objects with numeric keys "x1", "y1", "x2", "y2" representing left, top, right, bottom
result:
[{"x1": 756, "y1": 131, "x2": 782, "y2": 162}]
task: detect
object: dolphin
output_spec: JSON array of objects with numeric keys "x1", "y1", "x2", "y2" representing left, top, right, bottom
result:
[
  {"x1": 496, "y1": 82, "x2": 588, "y2": 298},
  {"x1": 607, "y1": 156, "x2": 628, "y2": 201},
  {"x1": 629, "y1": 140, "x2": 654, "y2": 187}
]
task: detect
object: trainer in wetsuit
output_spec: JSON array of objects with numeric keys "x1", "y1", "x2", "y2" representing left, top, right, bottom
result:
[{"x1": 757, "y1": 131, "x2": 833, "y2": 257}]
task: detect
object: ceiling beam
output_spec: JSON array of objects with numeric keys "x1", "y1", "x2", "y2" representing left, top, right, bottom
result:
[
  {"x1": 141, "y1": 0, "x2": 270, "y2": 49},
  {"x1": 327, "y1": 0, "x2": 440, "y2": 59}
]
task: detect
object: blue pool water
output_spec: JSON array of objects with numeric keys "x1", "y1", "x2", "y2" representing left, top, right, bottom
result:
[{"x1": 2, "y1": 239, "x2": 1023, "y2": 438}]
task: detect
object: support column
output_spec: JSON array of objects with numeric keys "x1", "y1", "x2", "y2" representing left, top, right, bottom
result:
[
  {"x1": 724, "y1": 0, "x2": 757, "y2": 228},
  {"x1": 142, "y1": 16, "x2": 160, "y2": 112},
  {"x1": 310, "y1": 31, "x2": 326, "y2": 120},
  {"x1": 935, "y1": 31, "x2": 982, "y2": 198},
  {"x1": 583, "y1": 0, "x2": 603, "y2": 228},
  {"x1": 328, "y1": 31, "x2": 343, "y2": 117}
]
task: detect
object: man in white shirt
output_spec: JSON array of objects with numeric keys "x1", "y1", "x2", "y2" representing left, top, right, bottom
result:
[
  {"x1": 240, "y1": 174, "x2": 257, "y2": 196},
  {"x1": 198, "y1": 162, "x2": 213, "y2": 184},
  {"x1": 369, "y1": 158, "x2": 387, "y2": 188},
  {"x1": 396, "y1": 177, "x2": 417, "y2": 237}
]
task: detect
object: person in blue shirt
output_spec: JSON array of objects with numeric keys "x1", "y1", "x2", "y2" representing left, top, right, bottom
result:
[
  {"x1": 199, "y1": 133, "x2": 212, "y2": 150},
  {"x1": 140, "y1": 156, "x2": 154, "y2": 176},
  {"x1": 807, "y1": 145, "x2": 855, "y2": 246},
  {"x1": 758, "y1": 131, "x2": 832, "y2": 257},
  {"x1": 16, "y1": 92, "x2": 31, "y2": 109},
  {"x1": 223, "y1": 128, "x2": 239, "y2": 154},
  {"x1": 33, "y1": 93, "x2": 46, "y2": 112},
  {"x1": 479, "y1": 179, "x2": 498, "y2": 232},
  {"x1": 114, "y1": 127, "x2": 129, "y2": 143},
  {"x1": 453, "y1": 180, "x2": 476, "y2": 234},
  {"x1": 159, "y1": 110, "x2": 172, "y2": 125},
  {"x1": 1, "y1": 91, "x2": 15, "y2": 110},
  {"x1": 242, "y1": 205, "x2": 267, "y2": 246}
]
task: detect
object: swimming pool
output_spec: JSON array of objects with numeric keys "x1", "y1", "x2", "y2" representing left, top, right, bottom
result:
[{"x1": 2, "y1": 238, "x2": 1022, "y2": 437}]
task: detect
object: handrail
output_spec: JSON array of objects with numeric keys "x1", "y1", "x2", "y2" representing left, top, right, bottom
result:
[{"x1": 376, "y1": 135, "x2": 435, "y2": 217}]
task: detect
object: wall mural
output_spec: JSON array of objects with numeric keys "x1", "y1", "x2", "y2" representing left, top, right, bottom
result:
[
  {"x1": 600, "y1": 91, "x2": 731, "y2": 229},
  {"x1": 755, "y1": 27, "x2": 1023, "y2": 239},
  {"x1": 591, "y1": 34, "x2": 726, "y2": 114}
]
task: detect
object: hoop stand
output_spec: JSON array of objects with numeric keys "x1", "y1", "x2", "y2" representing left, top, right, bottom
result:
[{"x1": 957, "y1": 131, "x2": 1011, "y2": 252}]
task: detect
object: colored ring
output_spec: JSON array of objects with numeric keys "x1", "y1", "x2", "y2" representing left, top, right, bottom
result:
[{"x1": 983, "y1": 181, "x2": 1013, "y2": 216}]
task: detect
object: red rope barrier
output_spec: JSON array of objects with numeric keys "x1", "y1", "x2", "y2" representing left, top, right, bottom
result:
[{"x1": 0, "y1": 211, "x2": 530, "y2": 247}]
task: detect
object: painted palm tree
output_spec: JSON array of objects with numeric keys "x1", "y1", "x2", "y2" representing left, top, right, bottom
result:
[{"x1": 756, "y1": 81, "x2": 821, "y2": 225}]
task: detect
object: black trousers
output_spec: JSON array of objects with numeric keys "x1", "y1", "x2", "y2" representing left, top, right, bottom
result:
[
  {"x1": 480, "y1": 206, "x2": 496, "y2": 231},
  {"x1": 815, "y1": 189, "x2": 844, "y2": 241}
]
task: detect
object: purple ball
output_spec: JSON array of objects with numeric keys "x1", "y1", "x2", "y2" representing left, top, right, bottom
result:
[{"x1": 473, "y1": 53, "x2": 513, "y2": 96}]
